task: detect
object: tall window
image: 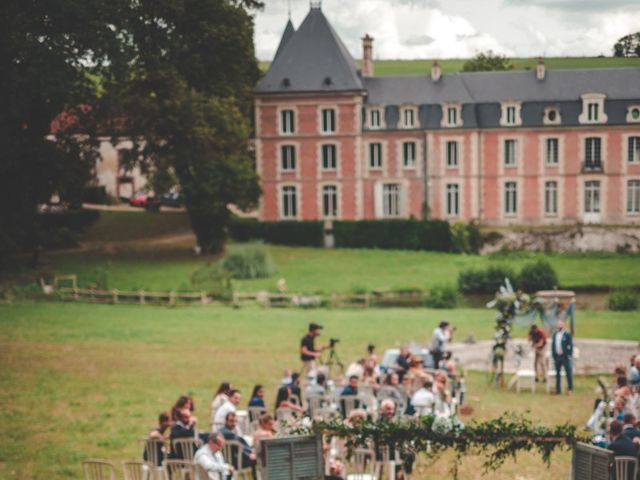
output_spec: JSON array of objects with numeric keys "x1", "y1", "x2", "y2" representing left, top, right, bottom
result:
[
  {"x1": 370, "y1": 109, "x2": 381, "y2": 129},
  {"x1": 281, "y1": 109, "x2": 294, "y2": 134},
  {"x1": 321, "y1": 144, "x2": 337, "y2": 170},
  {"x1": 584, "y1": 181, "x2": 600, "y2": 213},
  {"x1": 629, "y1": 136, "x2": 640, "y2": 163},
  {"x1": 382, "y1": 184, "x2": 400, "y2": 217},
  {"x1": 585, "y1": 137, "x2": 602, "y2": 168},
  {"x1": 506, "y1": 106, "x2": 516, "y2": 125},
  {"x1": 446, "y1": 141, "x2": 459, "y2": 167},
  {"x1": 403, "y1": 108, "x2": 415, "y2": 128},
  {"x1": 504, "y1": 139, "x2": 517, "y2": 166},
  {"x1": 281, "y1": 186, "x2": 297, "y2": 218},
  {"x1": 322, "y1": 185, "x2": 338, "y2": 218},
  {"x1": 504, "y1": 181, "x2": 517, "y2": 215},
  {"x1": 369, "y1": 143, "x2": 382, "y2": 168},
  {"x1": 447, "y1": 107, "x2": 457, "y2": 126},
  {"x1": 544, "y1": 181, "x2": 558, "y2": 215},
  {"x1": 587, "y1": 102, "x2": 599, "y2": 122},
  {"x1": 546, "y1": 138, "x2": 559, "y2": 165},
  {"x1": 446, "y1": 184, "x2": 459, "y2": 216},
  {"x1": 403, "y1": 142, "x2": 416, "y2": 168},
  {"x1": 281, "y1": 145, "x2": 296, "y2": 171},
  {"x1": 628, "y1": 180, "x2": 640, "y2": 213},
  {"x1": 321, "y1": 108, "x2": 336, "y2": 133}
]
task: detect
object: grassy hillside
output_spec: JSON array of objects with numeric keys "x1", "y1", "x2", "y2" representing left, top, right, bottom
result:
[{"x1": 259, "y1": 56, "x2": 640, "y2": 76}]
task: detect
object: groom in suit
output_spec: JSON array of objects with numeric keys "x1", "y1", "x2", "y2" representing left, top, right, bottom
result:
[{"x1": 552, "y1": 319, "x2": 573, "y2": 394}]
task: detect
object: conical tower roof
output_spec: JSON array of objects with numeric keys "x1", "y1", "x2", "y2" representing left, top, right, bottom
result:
[{"x1": 274, "y1": 19, "x2": 295, "y2": 61}]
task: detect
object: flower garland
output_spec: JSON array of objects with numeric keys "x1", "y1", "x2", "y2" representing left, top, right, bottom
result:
[{"x1": 300, "y1": 413, "x2": 587, "y2": 478}]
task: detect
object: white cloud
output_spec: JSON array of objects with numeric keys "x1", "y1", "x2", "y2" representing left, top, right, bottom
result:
[{"x1": 253, "y1": 0, "x2": 640, "y2": 60}]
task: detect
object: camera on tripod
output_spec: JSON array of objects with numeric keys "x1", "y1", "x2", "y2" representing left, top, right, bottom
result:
[{"x1": 329, "y1": 338, "x2": 340, "y2": 347}]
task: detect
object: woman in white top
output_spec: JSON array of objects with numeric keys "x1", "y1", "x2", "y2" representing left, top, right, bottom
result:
[{"x1": 210, "y1": 382, "x2": 232, "y2": 427}]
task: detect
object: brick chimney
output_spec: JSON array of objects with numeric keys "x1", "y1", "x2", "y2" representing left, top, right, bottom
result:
[
  {"x1": 431, "y1": 60, "x2": 441, "y2": 82},
  {"x1": 536, "y1": 57, "x2": 546, "y2": 80},
  {"x1": 362, "y1": 34, "x2": 374, "y2": 77}
]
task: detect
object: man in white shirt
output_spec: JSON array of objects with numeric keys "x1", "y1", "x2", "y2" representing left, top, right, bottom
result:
[
  {"x1": 411, "y1": 379, "x2": 435, "y2": 417},
  {"x1": 194, "y1": 433, "x2": 234, "y2": 480},
  {"x1": 213, "y1": 390, "x2": 241, "y2": 432}
]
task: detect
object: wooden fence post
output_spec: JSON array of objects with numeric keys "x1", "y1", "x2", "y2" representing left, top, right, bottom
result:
[
  {"x1": 169, "y1": 291, "x2": 176, "y2": 306},
  {"x1": 139, "y1": 290, "x2": 145, "y2": 305},
  {"x1": 200, "y1": 292, "x2": 206, "y2": 305},
  {"x1": 112, "y1": 289, "x2": 119, "y2": 304}
]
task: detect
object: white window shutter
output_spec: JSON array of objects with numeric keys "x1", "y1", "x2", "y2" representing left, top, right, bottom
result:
[{"x1": 374, "y1": 182, "x2": 383, "y2": 218}]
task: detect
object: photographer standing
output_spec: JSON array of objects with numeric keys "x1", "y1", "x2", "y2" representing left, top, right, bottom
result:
[
  {"x1": 431, "y1": 321, "x2": 454, "y2": 369},
  {"x1": 300, "y1": 322, "x2": 326, "y2": 376}
]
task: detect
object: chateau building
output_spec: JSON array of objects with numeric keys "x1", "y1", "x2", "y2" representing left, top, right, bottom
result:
[{"x1": 254, "y1": 5, "x2": 640, "y2": 225}]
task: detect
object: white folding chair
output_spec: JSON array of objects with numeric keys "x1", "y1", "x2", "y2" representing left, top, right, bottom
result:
[
  {"x1": 171, "y1": 437, "x2": 200, "y2": 462},
  {"x1": 122, "y1": 460, "x2": 146, "y2": 480},
  {"x1": 346, "y1": 447, "x2": 376, "y2": 480},
  {"x1": 162, "y1": 460, "x2": 195, "y2": 480},
  {"x1": 614, "y1": 456, "x2": 638, "y2": 480},
  {"x1": 82, "y1": 459, "x2": 116, "y2": 480},
  {"x1": 222, "y1": 439, "x2": 253, "y2": 480},
  {"x1": 140, "y1": 438, "x2": 166, "y2": 480}
]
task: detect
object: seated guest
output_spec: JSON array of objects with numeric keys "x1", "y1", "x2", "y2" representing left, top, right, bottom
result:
[
  {"x1": 613, "y1": 397, "x2": 628, "y2": 422},
  {"x1": 281, "y1": 368, "x2": 293, "y2": 385},
  {"x1": 194, "y1": 432, "x2": 234, "y2": 480},
  {"x1": 253, "y1": 413, "x2": 276, "y2": 449},
  {"x1": 211, "y1": 383, "x2": 232, "y2": 426},
  {"x1": 144, "y1": 412, "x2": 171, "y2": 466},
  {"x1": 623, "y1": 413, "x2": 640, "y2": 442},
  {"x1": 172, "y1": 395, "x2": 196, "y2": 423},
  {"x1": 305, "y1": 373, "x2": 328, "y2": 398},
  {"x1": 394, "y1": 347, "x2": 412, "y2": 382},
  {"x1": 169, "y1": 408, "x2": 197, "y2": 459},
  {"x1": 218, "y1": 412, "x2": 256, "y2": 469},
  {"x1": 411, "y1": 380, "x2": 435, "y2": 417},
  {"x1": 607, "y1": 420, "x2": 639, "y2": 479},
  {"x1": 289, "y1": 372, "x2": 302, "y2": 403},
  {"x1": 433, "y1": 372, "x2": 453, "y2": 417},
  {"x1": 379, "y1": 399, "x2": 396, "y2": 421},
  {"x1": 275, "y1": 385, "x2": 305, "y2": 414},
  {"x1": 629, "y1": 356, "x2": 640, "y2": 387},
  {"x1": 340, "y1": 376, "x2": 361, "y2": 417},
  {"x1": 615, "y1": 376, "x2": 632, "y2": 400},
  {"x1": 377, "y1": 399, "x2": 415, "y2": 477},
  {"x1": 214, "y1": 389, "x2": 241, "y2": 431},
  {"x1": 248, "y1": 384, "x2": 266, "y2": 408},
  {"x1": 362, "y1": 358, "x2": 379, "y2": 388},
  {"x1": 346, "y1": 358, "x2": 365, "y2": 379}
]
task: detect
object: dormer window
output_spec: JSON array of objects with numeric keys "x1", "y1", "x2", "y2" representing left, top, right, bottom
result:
[
  {"x1": 579, "y1": 93, "x2": 607, "y2": 125},
  {"x1": 544, "y1": 107, "x2": 561, "y2": 126},
  {"x1": 367, "y1": 106, "x2": 385, "y2": 130},
  {"x1": 400, "y1": 106, "x2": 418, "y2": 129},
  {"x1": 441, "y1": 103, "x2": 463, "y2": 128},
  {"x1": 280, "y1": 109, "x2": 295, "y2": 135},
  {"x1": 321, "y1": 108, "x2": 336, "y2": 133},
  {"x1": 500, "y1": 102, "x2": 522, "y2": 127},
  {"x1": 627, "y1": 105, "x2": 640, "y2": 123}
]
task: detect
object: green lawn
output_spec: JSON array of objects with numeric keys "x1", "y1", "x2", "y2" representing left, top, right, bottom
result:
[
  {"x1": 260, "y1": 56, "x2": 640, "y2": 76},
  {"x1": 82, "y1": 210, "x2": 191, "y2": 243},
  {"x1": 0, "y1": 302, "x2": 631, "y2": 479}
]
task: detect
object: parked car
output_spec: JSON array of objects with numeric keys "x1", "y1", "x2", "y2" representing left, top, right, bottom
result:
[
  {"x1": 159, "y1": 191, "x2": 184, "y2": 208},
  {"x1": 129, "y1": 192, "x2": 160, "y2": 211}
]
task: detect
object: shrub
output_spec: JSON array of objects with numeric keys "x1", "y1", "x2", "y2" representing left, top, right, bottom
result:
[
  {"x1": 333, "y1": 220, "x2": 452, "y2": 251},
  {"x1": 83, "y1": 186, "x2": 110, "y2": 204},
  {"x1": 451, "y1": 221, "x2": 483, "y2": 254},
  {"x1": 608, "y1": 289, "x2": 638, "y2": 311},
  {"x1": 457, "y1": 269, "x2": 486, "y2": 294},
  {"x1": 228, "y1": 219, "x2": 323, "y2": 247},
  {"x1": 425, "y1": 285, "x2": 458, "y2": 309},
  {"x1": 457, "y1": 265, "x2": 517, "y2": 294},
  {"x1": 220, "y1": 242, "x2": 275, "y2": 279},
  {"x1": 517, "y1": 260, "x2": 558, "y2": 293},
  {"x1": 485, "y1": 265, "x2": 518, "y2": 292},
  {"x1": 191, "y1": 265, "x2": 233, "y2": 301}
]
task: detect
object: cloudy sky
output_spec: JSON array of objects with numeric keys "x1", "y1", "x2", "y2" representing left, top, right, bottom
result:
[{"x1": 253, "y1": 0, "x2": 640, "y2": 60}]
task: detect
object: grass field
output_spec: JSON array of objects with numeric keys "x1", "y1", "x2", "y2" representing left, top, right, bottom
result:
[
  {"x1": 260, "y1": 56, "x2": 640, "y2": 76},
  {"x1": 0, "y1": 301, "x2": 632, "y2": 479}
]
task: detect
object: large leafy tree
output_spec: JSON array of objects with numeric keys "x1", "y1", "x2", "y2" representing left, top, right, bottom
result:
[
  {"x1": 462, "y1": 51, "x2": 513, "y2": 72},
  {"x1": 613, "y1": 32, "x2": 640, "y2": 57},
  {"x1": 106, "y1": 0, "x2": 262, "y2": 254}
]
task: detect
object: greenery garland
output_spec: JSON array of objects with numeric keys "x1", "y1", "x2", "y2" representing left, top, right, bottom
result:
[{"x1": 299, "y1": 413, "x2": 587, "y2": 478}]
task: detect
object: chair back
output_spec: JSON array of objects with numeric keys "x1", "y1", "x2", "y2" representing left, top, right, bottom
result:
[
  {"x1": 221, "y1": 439, "x2": 245, "y2": 473},
  {"x1": 247, "y1": 406, "x2": 267, "y2": 422},
  {"x1": 195, "y1": 463, "x2": 211, "y2": 480},
  {"x1": 172, "y1": 437, "x2": 199, "y2": 462},
  {"x1": 346, "y1": 448, "x2": 375, "y2": 480},
  {"x1": 162, "y1": 460, "x2": 196, "y2": 480},
  {"x1": 82, "y1": 459, "x2": 116, "y2": 480},
  {"x1": 140, "y1": 438, "x2": 166, "y2": 467},
  {"x1": 614, "y1": 456, "x2": 638, "y2": 480},
  {"x1": 313, "y1": 406, "x2": 339, "y2": 421},
  {"x1": 306, "y1": 394, "x2": 326, "y2": 416},
  {"x1": 340, "y1": 395, "x2": 361, "y2": 418},
  {"x1": 275, "y1": 406, "x2": 297, "y2": 423},
  {"x1": 122, "y1": 460, "x2": 146, "y2": 480}
]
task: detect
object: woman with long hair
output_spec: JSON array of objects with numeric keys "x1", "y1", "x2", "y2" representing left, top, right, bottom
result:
[
  {"x1": 249, "y1": 384, "x2": 266, "y2": 408},
  {"x1": 210, "y1": 382, "x2": 232, "y2": 426}
]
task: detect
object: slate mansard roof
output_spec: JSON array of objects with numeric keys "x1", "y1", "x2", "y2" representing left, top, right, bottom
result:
[{"x1": 257, "y1": 6, "x2": 640, "y2": 129}]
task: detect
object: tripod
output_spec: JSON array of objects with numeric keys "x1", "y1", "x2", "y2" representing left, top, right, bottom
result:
[{"x1": 321, "y1": 344, "x2": 344, "y2": 379}]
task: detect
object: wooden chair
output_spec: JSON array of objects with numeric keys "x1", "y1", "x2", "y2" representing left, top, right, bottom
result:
[
  {"x1": 140, "y1": 437, "x2": 166, "y2": 479},
  {"x1": 340, "y1": 395, "x2": 362, "y2": 418},
  {"x1": 306, "y1": 394, "x2": 326, "y2": 416},
  {"x1": 171, "y1": 437, "x2": 200, "y2": 462},
  {"x1": 82, "y1": 459, "x2": 116, "y2": 480},
  {"x1": 122, "y1": 460, "x2": 146, "y2": 480},
  {"x1": 222, "y1": 439, "x2": 252, "y2": 480},
  {"x1": 313, "y1": 406, "x2": 340, "y2": 421},
  {"x1": 162, "y1": 459, "x2": 196, "y2": 480},
  {"x1": 247, "y1": 406, "x2": 267, "y2": 422},
  {"x1": 345, "y1": 447, "x2": 376, "y2": 480},
  {"x1": 614, "y1": 456, "x2": 638, "y2": 480},
  {"x1": 275, "y1": 406, "x2": 297, "y2": 423}
]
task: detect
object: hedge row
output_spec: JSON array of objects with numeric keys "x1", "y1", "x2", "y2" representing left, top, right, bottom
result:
[
  {"x1": 37, "y1": 209, "x2": 100, "y2": 233},
  {"x1": 228, "y1": 219, "x2": 475, "y2": 252}
]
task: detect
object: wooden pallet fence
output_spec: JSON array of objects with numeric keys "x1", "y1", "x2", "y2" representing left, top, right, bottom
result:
[
  {"x1": 330, "y1": 293, "x2": 370, "y2": 308},
  {"x1": 58, "y1": 288, "x2": 210, "y2": 306}
]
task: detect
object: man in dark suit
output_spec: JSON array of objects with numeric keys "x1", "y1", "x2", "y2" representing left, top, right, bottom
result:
[
  {"x1": 608, "y1": 420, "x2": 639, "y2": 480},
  {"x1": 169, "y1": 408, "x2": 197, "y2": 459},
  {"x1": 622, "y1": 413, "x2": 640, "y2": 442},
  {"x1": 218, "y1": 411, "x2": 255, "y2": 469},
  {"x1": 551, "y1": 319, "x2": 573, "y2": 394}
]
